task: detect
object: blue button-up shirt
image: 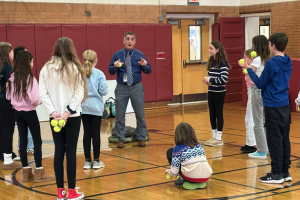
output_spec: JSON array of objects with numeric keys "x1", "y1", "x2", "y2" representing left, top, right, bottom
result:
[{"x1": 108, "y1": 48, "x2": 151, "y2": 83}]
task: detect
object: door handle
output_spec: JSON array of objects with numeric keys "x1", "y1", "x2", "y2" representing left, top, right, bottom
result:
[{"x1": 183, "y1": 60, "x2": 186, "y2": 68}]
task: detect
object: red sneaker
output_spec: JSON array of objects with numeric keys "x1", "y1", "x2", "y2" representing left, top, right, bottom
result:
[
  {"x1": 57, "y1": 187, "x2": 67, "y2": 200},
  {"x1": 67, "y1": 187, "x2": 84, "y2": 200}
]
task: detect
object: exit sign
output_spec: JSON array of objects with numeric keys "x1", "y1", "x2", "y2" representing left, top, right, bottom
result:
[{"x1": 188, "y1": 0, "x2": 199, "y2": 5}]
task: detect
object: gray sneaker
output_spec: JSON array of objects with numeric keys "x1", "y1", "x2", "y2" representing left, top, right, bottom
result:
[
  {"x1": 83, "y1": 161, "x2": 92, "y2": 169},
  {"x1": 93, "y1": 161, "x2": 105, "y2": 169}
]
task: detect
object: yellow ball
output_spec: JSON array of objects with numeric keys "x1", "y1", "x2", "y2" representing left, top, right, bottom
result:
[
  {"x1": 166, "y1": 174, "x2": 172, "y2": 180},
  {"x1": 118, "y1": 62, "x2": 122, "y2": 67},
  {"x1": 251, "y1": 51, "x2": 257, "y2": 57},
  {"x1": 51, "y1": 120, "x2": 58, "y2": 127},
  {"x1": 58, "y1": 119, "x2": 66, "y2": 127},
  {"x1": 243, "y1": 69, "x2": 248, "y2": 74},
  {"x1": 54, "y1": 126, "x2": 61, "y2": 132},
  {"x1": 239, "y1": 59, "x2": 244, "y2": 65},
  {"x1": 298, "y1": 107, "x2": 300, "y2": 111}
]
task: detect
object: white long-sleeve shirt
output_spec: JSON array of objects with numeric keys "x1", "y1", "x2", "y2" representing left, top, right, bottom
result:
[
  {"x1": 39, "y1": 56, "x2": 84, "y2": 117},
  {"x1": 295, "y1": 91, "x2": 300, "y2": 106}
]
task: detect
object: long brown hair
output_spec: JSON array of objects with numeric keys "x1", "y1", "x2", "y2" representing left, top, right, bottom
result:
[
  {"x1": 46, "y1": 37, "x2": 87, "y2": 100},
  {"x1": 252, "y1": 35, "x2": 270, "y2": 65},
  {"x1": 7, "y1": 51, "x2": 33, "y2": 101},
  {"x1": 207, "y1": 41, "x2": 232, "y2": 71},
  {"x1": 175, "y1": 122, "x2": 198, "y2": 148},
  {"x1": 0, "y1": 44, "x2": 13, "y2": 71},
  {"x1": 83, "y1": 50, "x2": 97, "y2": 78}
]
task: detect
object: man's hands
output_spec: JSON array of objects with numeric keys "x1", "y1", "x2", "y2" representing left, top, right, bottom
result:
[
  {"x1": 138, "y1": 57, "x2": 147, "y2": 67},
  {"x1": 114, "y1": 59, "x2": 123, "y2": 68}
]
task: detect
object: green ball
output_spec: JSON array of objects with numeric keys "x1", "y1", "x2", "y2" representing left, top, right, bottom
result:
[
  {"x1": 298, "y1": 107, "x2": 300, "y2": 111},
  {"x1": 54, "y1": 126, "x2": 61, "y2": 132},
  {"x1": 59, "y1": 119, "x2": 66, "y2": 127},
  {"x1": 251, "y1": 51, "x2": 257, "y2": 57},
  {"x1": 166, "y1": 174, "x2": 172, "y2": 180},
  {"x1": 51, "y1": 120, "x2": 58, "y2": 127}
]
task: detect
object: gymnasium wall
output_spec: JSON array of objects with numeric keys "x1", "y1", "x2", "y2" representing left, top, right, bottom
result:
[
  {"x1": 0, "y1": 23, "x2": 173, "y2": 102},
  {"x1": 0, "y1": 0, "x2": 240, "y2": 6},
  {"x1": 240, "y1": 1, "x2": 300, "y2": 58},
  {"x1": 0, "y1": 2, "x2": 240, "y2": 24}
]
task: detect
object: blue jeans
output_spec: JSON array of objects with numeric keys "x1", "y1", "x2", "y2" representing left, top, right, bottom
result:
[{"x1": 18, "y1": 128, "x2": 34, "y2": 150}]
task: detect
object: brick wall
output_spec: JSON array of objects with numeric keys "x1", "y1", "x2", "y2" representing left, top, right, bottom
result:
[
  {"x1": 0, "y1": 2, "x2": 239, "y2": 24},
  {"x1": 1, "y1": 1, "x2": 299, "y2": 57},
  {"x1": 240, "y1": 1, "x2": 300, "y2": 58}
]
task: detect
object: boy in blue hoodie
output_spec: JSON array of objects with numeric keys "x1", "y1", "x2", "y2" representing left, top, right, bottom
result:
[{"x1": 244, "y1": 32, "x2": 292, "y2": 184}]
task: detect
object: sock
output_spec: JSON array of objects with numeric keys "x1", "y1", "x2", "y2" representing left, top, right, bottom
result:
[
  {"x1": 94, "y1": 158, "x2": 99, "y2": 162},
  {"x1": 36, "y1": 167, "x2": 43, "y2": 169},
  {"x1": 216, "y1": 131, "x2": 222, "y2": 140},
  {"x1": 23, "y1": 166, "x2": 31, "y2": 169},
  {"x1": 3, "y1": 153, "x2": 13, "y2": 165},
  {"x1": 86, "y1": 158, "x2": 92, "y2": 162},
  {"x1": 212, "y1": 129, "x2": 217, "y2": 138}
]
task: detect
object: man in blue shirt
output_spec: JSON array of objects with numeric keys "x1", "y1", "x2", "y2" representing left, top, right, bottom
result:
[{"x1": 108, "y1": 31, "x2": 151, "y2": 148}]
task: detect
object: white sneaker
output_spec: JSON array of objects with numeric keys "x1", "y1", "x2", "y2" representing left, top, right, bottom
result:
[
  {"x1": 206, "y1": 139, "x2": 223, "y2": 147},
  {"x1": 13, "y1": 156, "x2": 20, "y2": 161},
  {"x1": 204, "y1": 138, "x2": 214, "y2": 146},
  {"x1": 83, "y1": 161, "x2": 92, "y2": 169},
  {"x1": 93, "y1": 161, "x2": 105, "y2": 169}
]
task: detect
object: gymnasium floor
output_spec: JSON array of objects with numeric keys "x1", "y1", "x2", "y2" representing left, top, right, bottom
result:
[{"x1": 0, "y1": 101, "x2": 300, "y2": 200}]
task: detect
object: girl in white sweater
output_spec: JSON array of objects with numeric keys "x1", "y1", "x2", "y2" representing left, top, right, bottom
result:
[{"x1": 39, "y1": 37, "x2": 87, "y2": 200}]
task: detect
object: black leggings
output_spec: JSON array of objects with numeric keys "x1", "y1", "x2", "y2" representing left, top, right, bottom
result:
[
  {"x1": 0, "y1": 97, "x2": 15, "y2": 154},
  {"x1": 51, "y1": 116, "x2": 81, "y2": 189},
  {"x1": 208, "y1": 91, "x2": 226, "y2": 131},
  {"x1": 82, "y1": 114, "x2": 102, "y2": 161},
  {"x1": 14, "y1": 110, "x2": 42, "y2": 167}
]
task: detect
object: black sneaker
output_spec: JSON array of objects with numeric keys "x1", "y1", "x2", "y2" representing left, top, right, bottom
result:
[
  {"x1": 240, "y1": 145, "x2": 257, "y2": 153},
  {"x1": 259, "y1": 172, "x2": 284, "y2": 184},
  {"x1": 282, "y1": 172, "x2": 292, "y2": 182},
  {"x1": 174, "y1": 175, "x2": 186, "y2": 187}
]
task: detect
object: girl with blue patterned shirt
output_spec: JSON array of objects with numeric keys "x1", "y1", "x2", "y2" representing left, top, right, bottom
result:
[
  {"x1": 165, "y1": 122, "x2": 212, "y2": 190},
  {"x1": 202, "y1": 41, "x2": 231, "y2": 147}
]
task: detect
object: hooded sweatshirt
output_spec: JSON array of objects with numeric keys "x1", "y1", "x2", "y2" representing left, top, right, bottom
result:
[
  {"x1": 247, "y1": 54, "x2": 292, "y2": 107},
  {"x1": 6, "y1": 73, "x2": 41, "y2": 111}
]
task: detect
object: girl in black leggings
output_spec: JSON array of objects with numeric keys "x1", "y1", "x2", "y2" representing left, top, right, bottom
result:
[
  {"x1": 202, "y1": 41, "x2": 231, "y2": 147},
  {"x1": 7, "y1": 51, "x2": 54, "y2": 182},
  {"x1": 39, "y1": 37, "x2": 87, "y2": 200},
  {"x1": 0, "y1": 43, "x2": 21, "y2": 170}
]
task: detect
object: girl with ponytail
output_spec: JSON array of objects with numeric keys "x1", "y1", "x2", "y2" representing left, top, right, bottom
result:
[{"x1": 81, "y1": 50, "x2": 108, "y2": 170}]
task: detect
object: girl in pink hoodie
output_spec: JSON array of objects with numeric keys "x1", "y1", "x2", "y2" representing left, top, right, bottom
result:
[{"x1": 6, "y1": 51, "x2": 54, "y2": 183}]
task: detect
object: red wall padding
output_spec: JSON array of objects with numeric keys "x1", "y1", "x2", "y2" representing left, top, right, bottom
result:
[
  {"x1": 212, "y1": 23, "x2": 220, "y2": 41},
  {"x1": 87, "y1": 24, "x2": 112, "y2": 80},
  {"x1": 7, "y1": 25, "x2": 37, "y2": 77},
  {"x1": 62, "y1": 25, "x2": 87, "y2": 62},
  {"x1": 134, "y1": 24, "x2": 157, "y2": 102},
  {"x1": 155, "y1": 24, "x2": 173, "y2": 101},
  {"x1": 0, "y1": 25, "x2": 6, "y2": 43},
  {"x1": 35, "y1": 25, "x2": 62, "y2": 80},
  {"x1": 1, "y1": 23, "x2": 173, "y2": 102},
  {"x1": 290, "y1": 58, "x2": 300, "y2": 112}
]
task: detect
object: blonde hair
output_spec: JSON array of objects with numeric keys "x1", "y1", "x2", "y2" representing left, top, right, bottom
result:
[
  {"x1": 46, "y1": 37, "x2": 87, "y2": 100},
  {"x1": 244, "y1": 49, "x2": 252, "y2": 59},
  {"x1": 83, "y1": 50, "x2": 97, "y2": 78},
  {"x1": 0, "y1": 42, "x2": 11, "y2": 47}
]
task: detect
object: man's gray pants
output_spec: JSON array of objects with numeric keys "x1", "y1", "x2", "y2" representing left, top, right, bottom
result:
[{"x1": 114, "y1": 82, "x2": 147, "y2": 141}]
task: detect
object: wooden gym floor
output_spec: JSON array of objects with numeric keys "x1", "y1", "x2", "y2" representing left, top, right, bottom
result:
[{"x1": 0, "y1": 101, "x2": 300, "y2": 200}]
